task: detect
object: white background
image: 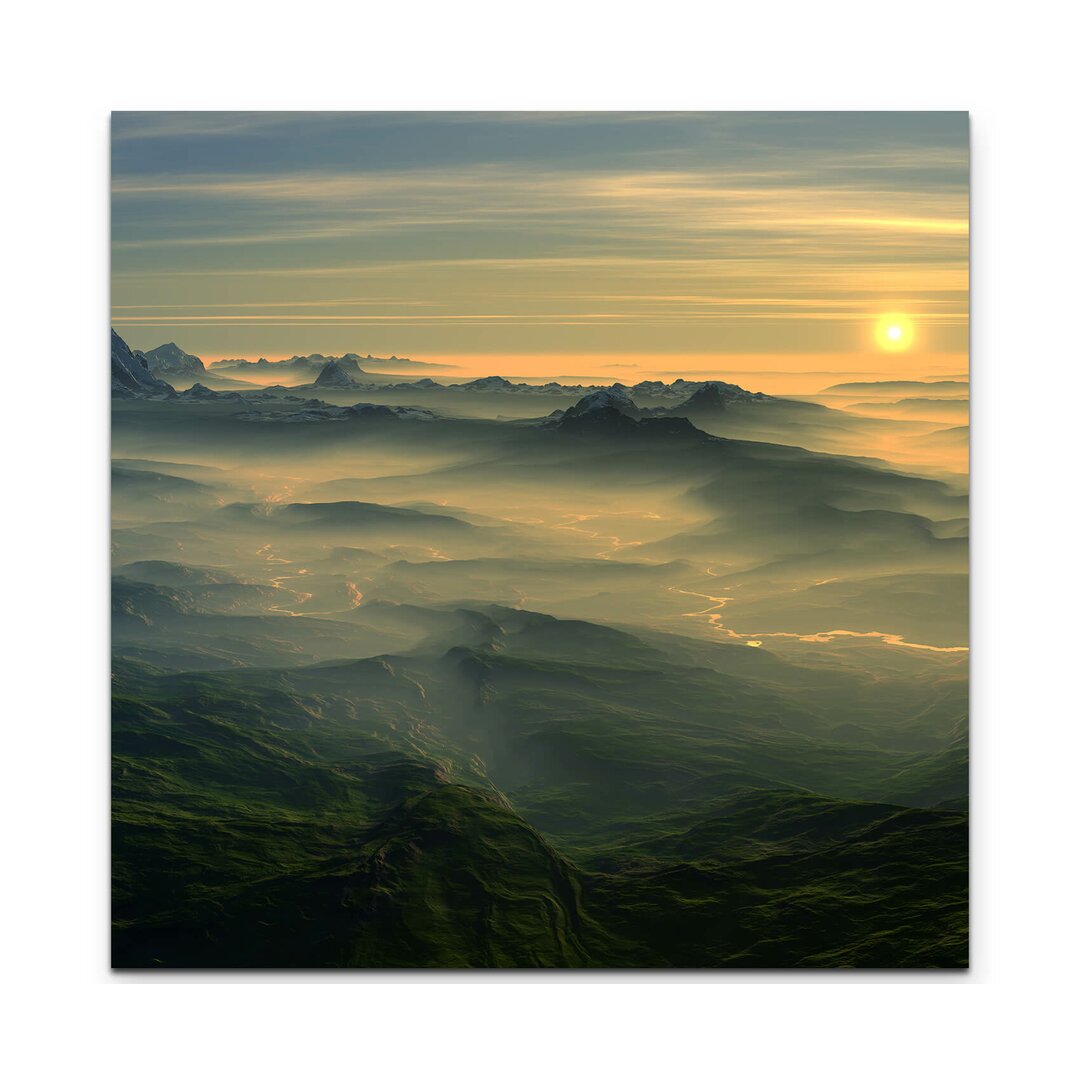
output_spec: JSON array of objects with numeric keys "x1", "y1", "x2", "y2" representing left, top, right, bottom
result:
[{"x1": 2, "y1": 1, "x2": 1078, "y2": 1075}]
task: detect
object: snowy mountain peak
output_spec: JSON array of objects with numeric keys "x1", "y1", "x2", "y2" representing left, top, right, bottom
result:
[
  {"x1": 143, "y1": 342, "x2": 206, "y2": 378},
  {"x1": 112, "y1": 330, "x2": 177, "y2": 399},
  {"x1": 313, "y1": 358, "x2": 360, "y2": 388},
  {"x1": 563, "y1": 385, "x2": 640, "y2": 419}
]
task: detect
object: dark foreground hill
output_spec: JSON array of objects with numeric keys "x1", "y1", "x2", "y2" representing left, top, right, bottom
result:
[{"x1": 113, "y1": 604, "x2": 967, "y2": 968}]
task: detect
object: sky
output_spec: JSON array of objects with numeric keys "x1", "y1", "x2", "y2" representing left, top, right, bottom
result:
[{"x1": 111, "y1": 112, "x2": 968, "y2": 384}]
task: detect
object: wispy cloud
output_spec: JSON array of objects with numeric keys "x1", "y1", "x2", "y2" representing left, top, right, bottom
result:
[{"x1": 111, "y1": 113, "x2": 967, "y2": 361}]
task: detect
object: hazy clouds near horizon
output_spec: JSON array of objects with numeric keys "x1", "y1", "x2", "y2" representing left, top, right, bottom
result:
[{"x1": 111, "y1": 112, "x2": 968, "y2": 377}]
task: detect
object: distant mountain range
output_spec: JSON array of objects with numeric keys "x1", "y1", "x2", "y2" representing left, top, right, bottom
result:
[
  {"x1": 110, "y1": 329, "x2": 789, "y2": 441},
  {"x1": 294, "y1": 374, "x2": 773, "y2": 399},
  {"x1": 850, "y1": 397, "x2": 970, "y2": 418},
  {"x1": 113, "y1": 330, "x2": 891, "y2": 464},
  {"x1": 824, "y1": 379, "x2": 969, "y2": 398},
  {"x1": 209, "y1": 352, "x2": 452, "y2": 375},
  {"x1": 110, "y1": 330, "x2": 787, "y2": 411},
  {"x1": 441, "y1": 376, "x2": 758, "y2": 398}
]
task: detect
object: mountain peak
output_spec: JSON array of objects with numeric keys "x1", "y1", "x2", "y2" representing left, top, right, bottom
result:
[
  {"x1": 461, "y1": 376, "x2": 516, "y2": 391},
  {"x1": 112, "y1": 330, "x2": 177, "y2": 399},
  {"x1": 313, "y1": 358, "x2": 363, "y2": 387},
  {"x1": 681, "y1": 381, "x2": 771, "y2": 408},
  {"x1": 562, "y1": 385, "x2": 640, "y2": 420},
  {"x1": 143, "y1": 341, "x2": 206, "y2": 378},
  {"x1": 553, "y1": 385, "x2": 712, "y2": 442}
]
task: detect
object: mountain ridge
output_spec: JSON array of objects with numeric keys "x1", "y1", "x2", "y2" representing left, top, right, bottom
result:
[{"x1": 112, "y1": 330, "x2": 176, "y2": 399}]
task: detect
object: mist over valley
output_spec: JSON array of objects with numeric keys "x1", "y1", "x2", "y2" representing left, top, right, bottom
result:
[{"x1": 112, "y1": 327, "x2": 968, "y2": 967}]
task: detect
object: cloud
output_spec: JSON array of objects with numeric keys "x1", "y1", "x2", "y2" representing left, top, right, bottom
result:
[{"x1": 111, "y1": 115, "x2": 968, "y2": 358}]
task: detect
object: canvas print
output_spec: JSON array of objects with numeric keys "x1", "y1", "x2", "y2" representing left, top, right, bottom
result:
[{"x1": 111, "y1": 112, "x2": 969, "y2": 968}]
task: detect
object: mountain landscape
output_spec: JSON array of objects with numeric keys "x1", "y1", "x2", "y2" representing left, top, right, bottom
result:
[
  {"x1": 110, "y1": 110, "x2": 968, "y2": 971},
  {"x1": 111, "y1": 327, "x2": 968, "y2": 968}
]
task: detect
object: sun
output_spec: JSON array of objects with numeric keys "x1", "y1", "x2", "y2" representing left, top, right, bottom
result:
[{"x1": 875, "y1": 314, "x2": 915, "y2": 352}]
